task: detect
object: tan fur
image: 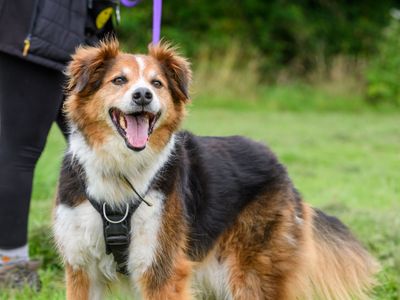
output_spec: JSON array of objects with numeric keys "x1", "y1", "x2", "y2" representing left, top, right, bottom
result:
[
  {"x1": 217, "y1": 189, "x2": 305, "y2": 300},
  {"x1": 64, "y1": 93, "x2": 115, "y2": 148},
  {"x1": 212, "y1": 190, "x2": 379, "y2": 300},
  {"x1": 65, "y1": 264, "x2": 90, "y2": 300},
  {"x1": 302, "y1": 205, "x2": 379, "y2": 300},
  {"x1": 65, "y1": 38, "x2": 120, "y2": 95},
  {"x1": 149, "y1": 42, "x2": 192, "y2": 103},
  {"x1": 141, "y1": 256, "x2": 192, "y2": 300},
  {"x1": 140, "y1": 189, "x2": 193, "y2": 299},
  {"x1": 64, "y1": 39, "x2": 121, "y2": 147}
]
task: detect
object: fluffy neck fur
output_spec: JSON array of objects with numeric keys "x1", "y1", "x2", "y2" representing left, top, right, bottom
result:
[{"x1": 68, "y1": 128, "x2": 175, "y2": 207}]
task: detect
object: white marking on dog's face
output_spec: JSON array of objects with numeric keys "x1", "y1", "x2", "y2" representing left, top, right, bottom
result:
[
  {"x1": 114, "y1": 79, "x2": 162, "y2": 116},
  {"x1": 136, "y1": 56, "x2": 146, "y2": 75},
  {"x1": 108, "y1": 55, "x2": 162, "y2": 116}
]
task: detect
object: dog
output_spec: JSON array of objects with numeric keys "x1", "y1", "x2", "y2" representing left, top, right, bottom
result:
[{"x1": 53, "y1": 38, "x2": 379, "y2": 300}]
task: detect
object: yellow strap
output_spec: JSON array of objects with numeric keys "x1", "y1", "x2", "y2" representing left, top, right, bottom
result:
[
  {"x1": 23, "y1": 39, "x2": 31, "y2": 56},
  {"x1": 96, "y1": 7, "x2": 113, "y2": 29}
]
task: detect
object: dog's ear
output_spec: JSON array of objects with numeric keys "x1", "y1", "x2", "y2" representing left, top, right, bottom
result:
[
  {"x1": 149, "y1": 42, "x2": 192, "y2": 102},
  {"x1": 66, "y1": 38, "x2": 119, "y2": 96}
]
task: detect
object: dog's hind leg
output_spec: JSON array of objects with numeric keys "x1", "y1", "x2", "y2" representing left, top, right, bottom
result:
[{"x1": 211, "y1": 188, "x2": 312, "y2": 300}]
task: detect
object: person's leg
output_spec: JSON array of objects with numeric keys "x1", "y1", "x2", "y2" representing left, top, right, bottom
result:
[
  {"x1": 0, "y1": 52, "x2": 64, "y2": 257},
  {"x1": 56, "y1": 99, "x2": 70, "y2": 139}
]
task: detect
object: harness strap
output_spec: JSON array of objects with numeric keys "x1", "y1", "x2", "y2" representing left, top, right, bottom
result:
[{"x1": 88, "y1": 197, "x2": 140, "y2": 275}]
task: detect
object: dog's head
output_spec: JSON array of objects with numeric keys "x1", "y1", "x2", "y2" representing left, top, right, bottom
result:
[{"x1": 65, "y1": 38, "x2": 191, "y2": 152}]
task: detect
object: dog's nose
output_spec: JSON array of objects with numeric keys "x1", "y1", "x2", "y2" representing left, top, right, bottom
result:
[{"x1": 132, "y1": 87, "x2": 153, "y2": 106}]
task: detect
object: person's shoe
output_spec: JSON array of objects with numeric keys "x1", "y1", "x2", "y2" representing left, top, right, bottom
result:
[{"x1": 0, "y1": 258, "x2": 41, "y2": 291}]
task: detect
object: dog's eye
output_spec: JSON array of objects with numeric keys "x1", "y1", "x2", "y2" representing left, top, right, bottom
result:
[
  {"x1": 151, "y1": 80, "x2": 163, "y2": 88},
  {"x1": 112, "y1": 76, "x2": 127, "y2": 85}
]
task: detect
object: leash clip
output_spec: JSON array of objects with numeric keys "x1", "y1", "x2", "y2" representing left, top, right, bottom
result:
[{"x1": 115, "y1": 3, "x2": 121, "y2": 25}]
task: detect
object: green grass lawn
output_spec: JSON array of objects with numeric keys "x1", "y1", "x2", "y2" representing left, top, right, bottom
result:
[{"x1": 1, "y1": 106, "x2": 399, "y2": 299}]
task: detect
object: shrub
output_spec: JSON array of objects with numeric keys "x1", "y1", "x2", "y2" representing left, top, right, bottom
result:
[
  {"x1": 118, "y1": 1, "x2": 395, "y2": 75},
  {"x1": 366, "y1": 9, "x2": 400, "y2": 106}
]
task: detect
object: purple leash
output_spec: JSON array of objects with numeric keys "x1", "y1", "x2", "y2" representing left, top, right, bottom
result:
[
  {"x1": 152, "y1": 0, "x2": 162, "y2": 44},
  {"x1": 120, "y1": 0, "x2": 141, "y2": 7},
  {"x1": 120, "y1": 0, "x2": 163, "y2": 44}
]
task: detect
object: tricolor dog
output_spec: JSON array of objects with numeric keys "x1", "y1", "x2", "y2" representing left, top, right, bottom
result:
[{"x1": 53, "y1": 39, "x2": 379, "y2": 300}]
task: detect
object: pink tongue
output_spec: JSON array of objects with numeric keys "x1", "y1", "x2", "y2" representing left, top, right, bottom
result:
[{"x1": 125, "y1": 115, "x2": 149, "y2": 149}]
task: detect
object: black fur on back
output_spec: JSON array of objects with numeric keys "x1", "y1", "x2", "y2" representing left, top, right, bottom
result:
[{"x1": 167, "y1": 131, "x2": 293, "y2": 260}]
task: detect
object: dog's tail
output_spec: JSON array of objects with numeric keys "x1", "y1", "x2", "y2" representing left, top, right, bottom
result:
[{"x1": 296, "y1": 205, "x2": 379, "y2": 300}]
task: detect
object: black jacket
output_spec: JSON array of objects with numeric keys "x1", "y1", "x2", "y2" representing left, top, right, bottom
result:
[{"x1": 0, "y1": 0, "x2": 113, "y2": 71}]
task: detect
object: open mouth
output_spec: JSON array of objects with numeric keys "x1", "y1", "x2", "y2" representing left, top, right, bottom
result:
[{"x1": 109, "y1": 108, "x2": 161, "y2": 151}]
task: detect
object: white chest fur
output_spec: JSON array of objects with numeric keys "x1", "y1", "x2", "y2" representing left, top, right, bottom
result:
[
  {"x1": 68, "y1": 130, "x2": 175, "y2": 206},
  {"x1": 53, "y1": 201, "x2": 115, "y2": 279},
  {"x1": 53, "y1": 190, "x2": 165, "y2": 284},
  {"x1": 54, "y1": 130, "x2": 174, "y2": 286}
]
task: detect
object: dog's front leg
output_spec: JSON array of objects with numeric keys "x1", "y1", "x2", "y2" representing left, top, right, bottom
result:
[
  {"x1": 65, "y1": 264, "x2": 105, "y2": 300},
  {"x1": 66, "y1": 264, "x2": 90, "y2": 300},
  {"x1": 139, "y1": 257, "x2": 193, "y2": 300}
]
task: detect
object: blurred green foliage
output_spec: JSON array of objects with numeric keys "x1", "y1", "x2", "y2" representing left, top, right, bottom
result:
[
  {"x1": 118, "y1": 0, "x2": 396, "y2": 73},
  {"x1": 117, "y1": 1, "x2": 400, "y2": 108},
  {"x1": 366, "y1": 10, "x2": 400, "y2": 106}
]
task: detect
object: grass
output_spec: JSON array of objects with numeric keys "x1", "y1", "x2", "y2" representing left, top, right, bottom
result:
[{"x1": 1, "y1": 103, "x2": 399, "y2": 299}]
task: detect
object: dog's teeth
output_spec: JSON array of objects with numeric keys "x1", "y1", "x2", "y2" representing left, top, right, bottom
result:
[{"x1": 119, "y1": 115, "x2": 126, "y2": 130}]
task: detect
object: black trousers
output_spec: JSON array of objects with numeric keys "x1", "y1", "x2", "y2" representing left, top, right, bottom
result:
[{"x1": 0, "y1": 52, "x2": 68, "y2": 249}]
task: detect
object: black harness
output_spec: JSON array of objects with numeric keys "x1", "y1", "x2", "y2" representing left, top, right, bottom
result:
[
  {"x1": 85, "y1": 175, "x2": 152, "y2": 275},
  {"x1": 88, "y1": 198, "x2": 139, "y2": 275}
]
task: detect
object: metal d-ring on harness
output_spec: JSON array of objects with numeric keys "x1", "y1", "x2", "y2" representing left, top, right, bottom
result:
[
  {"x1": 102, "y1": 202, "x2": 130, "y2": 224},
  {"x1": 87, "y1": 175, "x2": 152, "y2": 275}
]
